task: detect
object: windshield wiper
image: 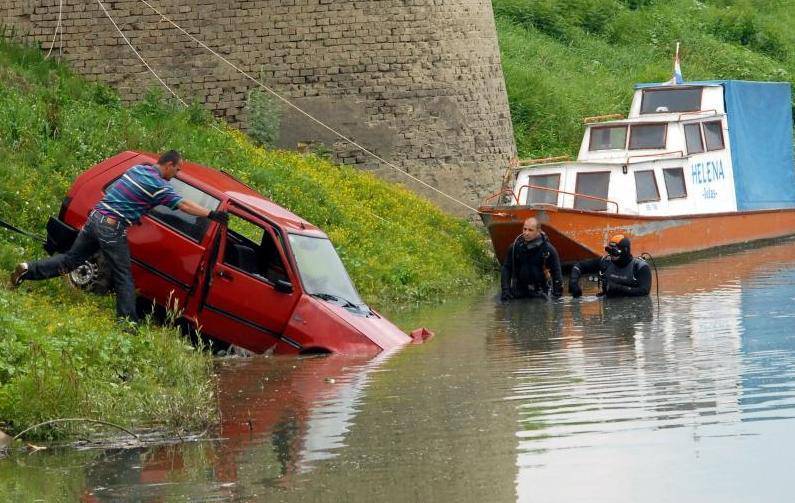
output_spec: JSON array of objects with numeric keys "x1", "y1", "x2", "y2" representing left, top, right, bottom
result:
[{"x1": 311, "y1": 292, "x2": 368, "y2": 311}]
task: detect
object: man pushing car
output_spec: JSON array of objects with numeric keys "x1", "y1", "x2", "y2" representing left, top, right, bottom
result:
[{"x1": 9, "y1": 150, "x2": 228, "y2": 323}]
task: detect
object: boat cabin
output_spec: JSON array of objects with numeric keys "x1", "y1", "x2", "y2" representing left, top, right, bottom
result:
[{"x1": 510, "y1": 81, "x2": 795, "y2": 216}]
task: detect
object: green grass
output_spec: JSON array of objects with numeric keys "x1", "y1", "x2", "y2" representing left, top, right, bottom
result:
[
  {"x1": 494, "y1": 0, "x2": 795, "y2": 158},
  {"x1": 0, "y1": 35, "x2": 494, "y2": 439}
]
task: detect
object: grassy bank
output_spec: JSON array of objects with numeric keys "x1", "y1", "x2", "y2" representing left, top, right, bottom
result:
[
  {"x1": 0, "y1": 36, "x2": 493, "y2": 438},
  {"x1": 493, "y1": 0, "x2": 794, "y2": 158}
]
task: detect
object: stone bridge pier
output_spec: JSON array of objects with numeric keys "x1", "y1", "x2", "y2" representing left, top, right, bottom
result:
[{"x1": 1, "y1": 0, "x2": 517, "y2": 214}]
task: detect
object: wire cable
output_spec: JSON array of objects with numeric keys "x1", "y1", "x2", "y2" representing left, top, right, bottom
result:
[
  {"x1": 96, "y1": 0, "x2": 188, "y2": 107},
  {"x1": 44, "y1": 0, "x2": 64, "y2": 59},
  {"x1": 136, "y1": 0, "x2": 479, "y2": 213}
]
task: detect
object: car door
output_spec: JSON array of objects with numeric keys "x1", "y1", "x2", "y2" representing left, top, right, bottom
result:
[
  {"x1": 198, "y1": 205, "x2": 301, "y2": 352},
  {"x1": 127, "y1": 178, "x2": 221, "y2": 309}
]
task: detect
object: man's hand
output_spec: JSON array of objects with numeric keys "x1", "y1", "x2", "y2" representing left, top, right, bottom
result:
[
  {"x1": 208, "y1": 210, "x2": 229, "y2": 224},
  {"x1": 569, "y1": 280, "x2": 582, "y2": 298}
]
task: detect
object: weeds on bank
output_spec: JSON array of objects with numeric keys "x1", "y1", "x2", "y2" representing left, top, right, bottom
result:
[{"x1": 0, "y1": 272, "x2": 215, "y2": 439}]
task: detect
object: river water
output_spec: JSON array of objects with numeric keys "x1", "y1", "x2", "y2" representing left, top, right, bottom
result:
[{"x1": 2, "y1": 240, "x2": 795, "y2": 502}]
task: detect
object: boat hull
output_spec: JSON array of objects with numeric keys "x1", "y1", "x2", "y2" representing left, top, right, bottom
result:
[{"x1": 479, "y1": 205, "x2": 795, "y2": 265}]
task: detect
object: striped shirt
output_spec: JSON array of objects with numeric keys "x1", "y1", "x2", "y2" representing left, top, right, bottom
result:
[{"x1": 94, "y1": 164, "x2": 183, "y2": 225}]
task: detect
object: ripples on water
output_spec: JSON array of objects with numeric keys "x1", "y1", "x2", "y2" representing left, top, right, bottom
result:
[{"x1": 2, "y1": 241, "x2": 795, "y2": 502}]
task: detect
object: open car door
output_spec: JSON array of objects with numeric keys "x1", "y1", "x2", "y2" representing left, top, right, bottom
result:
[{"x1": 198, "y1": 203, "x2": 302, "y2": 353}]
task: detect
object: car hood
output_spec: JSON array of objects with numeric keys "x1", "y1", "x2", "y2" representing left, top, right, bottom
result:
[{"x1": 316, "y1": 300, "x2": 411, "y2": 350}]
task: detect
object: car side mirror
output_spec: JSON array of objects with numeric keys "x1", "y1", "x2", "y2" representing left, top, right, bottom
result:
[{"x1": 274, "y1": 279, "x2": 293, "y2": 294}]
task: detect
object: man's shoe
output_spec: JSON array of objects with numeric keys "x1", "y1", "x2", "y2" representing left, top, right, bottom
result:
[{"x1": 9, "y1": 263, "x2": 29, "y2": 288}]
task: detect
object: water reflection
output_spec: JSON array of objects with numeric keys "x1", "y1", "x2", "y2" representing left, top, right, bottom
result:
[{"x1": 2, "y1": 240, "x2": 795, "y2": 502}]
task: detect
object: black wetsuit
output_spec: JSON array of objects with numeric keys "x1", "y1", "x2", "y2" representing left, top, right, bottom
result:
[
  {"x1": 569, "y1": 255, "x2": 652, "y2": 298},
  {"x1": 501, "y1": 233, "x2": 563, "y2": 300}
]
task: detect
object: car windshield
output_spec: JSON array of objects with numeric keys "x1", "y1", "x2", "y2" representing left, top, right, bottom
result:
[{"x1": 288, "y1": 234, "x2": 365, "y2": 307}]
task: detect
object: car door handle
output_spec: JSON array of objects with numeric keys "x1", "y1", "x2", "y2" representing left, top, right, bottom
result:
[{"x1": 216, "y1": 269, "x2": 233, "y2": 281}]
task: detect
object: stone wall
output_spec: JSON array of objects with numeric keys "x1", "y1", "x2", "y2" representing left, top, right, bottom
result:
[{"x1": 1, "y1": 0, "x2": 517, "y2": 214}]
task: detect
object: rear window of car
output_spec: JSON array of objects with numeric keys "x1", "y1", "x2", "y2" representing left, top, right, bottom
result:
[{"x1": 148, "y1": 178, "x2": 220, "y2": 242}]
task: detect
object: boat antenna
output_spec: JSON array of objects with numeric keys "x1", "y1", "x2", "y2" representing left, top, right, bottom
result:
[{"x1": 640, "y1": 252, "x2": 660, "y2": 311}]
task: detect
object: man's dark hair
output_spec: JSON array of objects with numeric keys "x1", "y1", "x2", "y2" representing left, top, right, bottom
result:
[{"x1": 158, "y1": 150, "x2": 182, "y2": 166}]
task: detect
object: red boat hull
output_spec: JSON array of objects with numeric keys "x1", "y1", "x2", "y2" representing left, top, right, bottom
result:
[{"x1": 479, "y1": 205, "x2": 795, "y2": 265}]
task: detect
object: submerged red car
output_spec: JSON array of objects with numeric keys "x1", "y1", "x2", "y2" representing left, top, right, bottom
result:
[{"x1": 44, "y1": 151, "x2": 431, "y2": 354}]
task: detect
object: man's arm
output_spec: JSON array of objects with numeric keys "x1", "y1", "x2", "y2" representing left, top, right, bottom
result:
[
  {"x1": 177, "y1": 199, "x2": 212, "y2": 217},
  {"x1": 177, "y1": 200, "x2": 229, "y2": 224},
  {"x1": 500, "y1": 244, "x2": 515, "y2": 300},
  {"x1": 545, "y1": 244, "x2": 563, "y2": 297},
  {"x1": 569, "y1": 257, "x2": 602, "y2": 297}
]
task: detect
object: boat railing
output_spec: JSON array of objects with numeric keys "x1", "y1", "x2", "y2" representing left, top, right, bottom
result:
[
  {"x1": 501, "y1": 156, "x2": 572, "y2": 185},
  {"x1": 626, "y1": 150, "x2": 684, "y2": 164},
  {"x1": 483, "y1": 187, "x2": 519, "y2": 206},
  {"x1": 677, "y1": 109, "x2": 720, "y2": 121},
  {"x1": 583, "y1": 113, "x2": 624, "y2": 124},
  {"x1": 513, "y1": 184, "x2": 620, "y2": 213}
]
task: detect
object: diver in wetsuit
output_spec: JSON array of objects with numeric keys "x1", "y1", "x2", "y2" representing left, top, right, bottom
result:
[
  {"x1": 500, "y1": 217, "x2": 563, "y2": 301},
  {"x1": 568, "y1": 234, "x2": 651, "y2": 298}
]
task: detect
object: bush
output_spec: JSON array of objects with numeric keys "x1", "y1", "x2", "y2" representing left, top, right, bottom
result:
[{"x1": 245, "y1": 87, "x2": 281, "y2": 147}]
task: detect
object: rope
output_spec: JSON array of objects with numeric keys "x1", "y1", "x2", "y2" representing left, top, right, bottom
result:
[
  {"x1": 96, "y1": 0, "x2": 188, "y2": 108},
  {"x1": 135, "y1": 0, "x2": 479, "y2": 213},
  {"x1": 0, "y1": 217, "x2": 46, "y2": 243},
  {"x1": 44, "y1": 0, "x2": 64, "y2": 59}
]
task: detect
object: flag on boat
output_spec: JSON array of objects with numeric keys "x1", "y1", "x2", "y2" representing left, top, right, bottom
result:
[{"x1": 665, "y1": 43, "x2": 684, "y2": 85}]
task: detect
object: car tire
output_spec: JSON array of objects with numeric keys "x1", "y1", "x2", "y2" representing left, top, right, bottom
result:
[{"x1": 67, "y1": 253, "x2": 112, "y2": 294}]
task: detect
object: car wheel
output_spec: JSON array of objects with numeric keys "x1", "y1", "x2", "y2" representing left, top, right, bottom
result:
[{"x1": 67, "y1": 253, "x2": 112, "y2": 294}]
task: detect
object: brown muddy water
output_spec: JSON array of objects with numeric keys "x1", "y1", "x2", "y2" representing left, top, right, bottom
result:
[{"x1": 2, "y1": 240, "x2": 795, "y2": 502}]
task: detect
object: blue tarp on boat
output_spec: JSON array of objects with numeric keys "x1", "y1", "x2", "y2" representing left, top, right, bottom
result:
[
  {"x1": 637, "y1": 80, "x2": 795, "y2": 210},
  {"x1": 722, "y1": 80, "x2": 795, "y2": 211}
]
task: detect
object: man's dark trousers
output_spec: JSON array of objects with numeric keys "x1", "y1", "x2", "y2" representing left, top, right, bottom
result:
[{"x1": 26, "y1": 211, "x2": 137, "y2": 321}]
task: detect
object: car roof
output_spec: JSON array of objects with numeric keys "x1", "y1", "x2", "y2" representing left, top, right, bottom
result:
[{"x1": 131, "y1": 151, "x2": 324, "y2": 235}]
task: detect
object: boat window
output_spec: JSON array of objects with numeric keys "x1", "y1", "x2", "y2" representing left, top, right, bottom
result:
[
  {"x1": 640, "y1": 87, "x2": 702, "y2": 114},
  {"x1": 629, "y1": 124, "x2": 667, "y2": 150},
  {"x1": 703, "y1": 121, "x2": 725, "y2": 151},
  {"x1": 223, "y1": 215, "x2": 289, "y2": 284},
  {"x1": 634, "y1": 170, "x2": 660, "y2": 203},
  {"x1": 288, "y1": 234, "x2": 364, "y2": 306},
  {"x1": 148, "y1": 178, "x2": 220, "y2": 242},
  {"x1": 574, "y1": 172, "x2": 610, "y2": 211},
  {"x1": 589, "y1": 125, "x2": 627, "y2": 151},
  {"x1": 684, "y1": 123, "x2": 704, "y2": 154},
  {"x1": 526, "y1": 174, "x2": 561, "y2": 205},
  {"x1": 663, "y1": 167, "x2": 687, "y2": 199}
]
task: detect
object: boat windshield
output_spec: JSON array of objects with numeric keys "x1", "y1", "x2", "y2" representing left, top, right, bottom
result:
[
  {"x1": 288, "y1": 234, "x2": 365, "y2": 307},
  {"x1": 640, "y1": 87, "x2": 702, "y2": 114}
]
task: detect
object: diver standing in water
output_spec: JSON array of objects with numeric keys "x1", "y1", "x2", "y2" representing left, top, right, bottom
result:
[
  {"x1": 500, "y1": 217, "x2": 563, "y2": 302},
  {"x1": 568, "y1": 234, "x2": 651, "y2": 298}
]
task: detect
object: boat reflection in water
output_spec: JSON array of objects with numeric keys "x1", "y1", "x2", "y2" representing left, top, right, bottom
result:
[{"x1": 501, "y1": 239, "x2": 795, "y2": 503}]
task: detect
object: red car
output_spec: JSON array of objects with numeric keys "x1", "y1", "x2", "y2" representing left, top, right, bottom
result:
[{"x1": 44, "y1": 151, "x2": 430, "y2": 354}]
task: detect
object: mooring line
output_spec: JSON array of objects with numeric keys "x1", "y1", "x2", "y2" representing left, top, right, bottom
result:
[{"x1": 135, "y1": 0, "x2": 479, "y2": 213}]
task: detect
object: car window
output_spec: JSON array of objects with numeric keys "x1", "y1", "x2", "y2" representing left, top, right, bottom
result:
[
  {"x1": 148, "y1": 178, "x2": 220, "y2": 242},
  {"x1": 223, "y1": 214, "x2": 290, "y2": 284}
]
